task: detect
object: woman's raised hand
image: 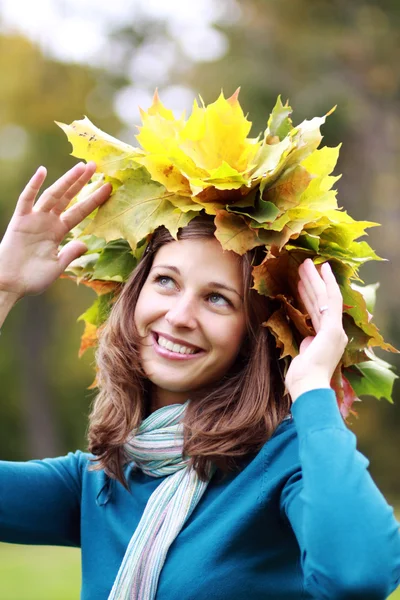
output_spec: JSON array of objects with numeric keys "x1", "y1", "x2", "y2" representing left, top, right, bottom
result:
[
  {"x1": 0, "y1": 162, "x2": 111, "y2": 301},
  {"x1": 284, "y1": 258, "x2": 348, "y2": 403}
]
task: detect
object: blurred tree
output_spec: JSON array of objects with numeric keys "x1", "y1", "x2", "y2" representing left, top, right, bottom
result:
[
  {"x1": 0, "y1": 34, "x2": 122, "y2": 459},
  {"x1": 1, "y1": 0, "x2": 399, "y2": 503}
]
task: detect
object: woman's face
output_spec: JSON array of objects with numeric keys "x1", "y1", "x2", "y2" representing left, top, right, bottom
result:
[{"x1": 134, "y1": 237, "x2": 247, "y2": 407}]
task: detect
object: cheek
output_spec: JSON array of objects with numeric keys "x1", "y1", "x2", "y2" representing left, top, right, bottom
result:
[{"x1": 210, "y1": 316, "x2": 246, "y2": 357}]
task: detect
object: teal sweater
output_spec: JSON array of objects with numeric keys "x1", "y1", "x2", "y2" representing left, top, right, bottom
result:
[{"x1": 1, "y1": 389, "x2": 399, "y2": 599}]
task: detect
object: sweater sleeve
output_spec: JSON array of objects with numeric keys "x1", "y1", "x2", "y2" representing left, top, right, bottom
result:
[
  {"x1": 280, "y1": 388, "x2": 400, "y2": 600},
  {"x1": 0, "y1": 451, "x2": 83, "y2": 547}
]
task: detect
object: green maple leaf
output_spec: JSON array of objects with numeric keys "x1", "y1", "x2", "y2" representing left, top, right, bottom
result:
[
  {"x1": 265, "y1": 96, "x2": 293, "y2": 141},
  {"x1": 226, "y1": 197, "x2": 280, "y2": 224},
  {"x1": 78, "y1": 291, "x2": 116, "y2": 328},
  {"x1": 214, "y1": 210, "x2": 264, "y2": 254},
  {"x1": 92, "y1": 240, "x2": 137, "y2": 282},
  {"x1": 345, "y1": 350, "x2": 398, "y2": 403},
  {"x1": 83, "y1": 167, "x2": 198, "y2": 249},
  {"x1": 250, "y1": 137, "x2": 292, "y2": 181},
  {"x1": 316, "y1": 239, "x2": 382, "y2": 267}
]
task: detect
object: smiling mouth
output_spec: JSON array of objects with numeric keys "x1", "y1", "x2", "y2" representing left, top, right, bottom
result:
[{"x1": 153, "y1": 333, "x2": 202, "y2": 355}]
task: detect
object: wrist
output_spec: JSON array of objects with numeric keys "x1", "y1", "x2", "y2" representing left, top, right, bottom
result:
[
  {"x1": 0, "y1": 263, "x2": 24, "y2": 304},
  {"x1": 289, "y1": 379, "x2": 332, "y2": 404},
  {"x1": 0, "y1": 288, "x2": 20, "y2": 304}
]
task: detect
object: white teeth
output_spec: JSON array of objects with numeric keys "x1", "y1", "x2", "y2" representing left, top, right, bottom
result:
[{"x1": 157, "y1": 335, "x2": 197, "y2": 355}]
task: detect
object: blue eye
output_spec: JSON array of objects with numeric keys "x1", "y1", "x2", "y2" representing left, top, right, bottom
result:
[
  {"x1": 208, "y1": 293, "x2": 230, "y2": 307},
  {"x1": 155, "y1": 275, "x2": 175, "y2": 289}
]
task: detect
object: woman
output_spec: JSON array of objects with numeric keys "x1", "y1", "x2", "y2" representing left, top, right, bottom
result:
[{"x1": 0, "y1": 161, "x2": 399, "y2": 600}]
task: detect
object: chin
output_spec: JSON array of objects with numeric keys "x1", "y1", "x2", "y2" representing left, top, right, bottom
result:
[{"x1": 149, "y1": 378, "x2": 201, "y2": 395}]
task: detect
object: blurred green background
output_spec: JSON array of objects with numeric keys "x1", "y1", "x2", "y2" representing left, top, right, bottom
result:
[{"x1": 0, "y1": 0, "x2": 399, "y2": 597}]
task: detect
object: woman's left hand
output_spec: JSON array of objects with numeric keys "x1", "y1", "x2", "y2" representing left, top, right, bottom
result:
[{"x1": 285, "y1": 258, "x2": 348, "y2": 403}]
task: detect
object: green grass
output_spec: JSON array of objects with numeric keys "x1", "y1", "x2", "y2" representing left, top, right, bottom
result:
[
  {"x1": 0, "y1": 542, "x2": 398, "y2": 599},
  {"x1": 0, "y1": 543, "x2": 81, "y2": 600}
]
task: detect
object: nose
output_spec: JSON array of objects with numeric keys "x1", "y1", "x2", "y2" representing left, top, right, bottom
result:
[{"x1": 165, "y1": 294, "x2": 198, "y2": 329}]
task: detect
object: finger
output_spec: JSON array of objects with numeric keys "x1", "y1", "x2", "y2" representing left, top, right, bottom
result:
[
  {"x1": 33, "y1": 161, "x2": 86, "y2": 212},
  {"x1": 300, "y1": 259, "x2": 329, "y2": 317},
  {"x1": 15, "y1": 166, "x2": 47, "y2": 216},
  {"x1": 34, "y1": 161, "x2": 96, "y2": 213},
  {"x1": 298, "y1": 261, "x2": 318, "y2": 307},
  {"x1": 57, "y1": 240, "x2": 88, "y2": 273},
  {"x1": 298, "y1": 279, "x2": 321, "y2": 331},
  {"x1": 320, "y1": 262, "x2": 343, "y2": 320},
  {"x1": 298, "y1": 261, "x2": 320, "y2": 318},
  {"x1": 61, "y1": 182, "x2": 112, "y2": 232},
  {"x1": 51, "y1": 163, "x2": 100, "y2": 216}
]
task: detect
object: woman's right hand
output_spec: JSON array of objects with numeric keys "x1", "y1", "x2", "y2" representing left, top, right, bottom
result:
[{"x1": 0, "y1": 161, "x2": 111, "y2": 301}]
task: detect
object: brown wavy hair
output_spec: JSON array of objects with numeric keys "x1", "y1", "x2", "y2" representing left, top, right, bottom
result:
[{"x1": 87, "y1": 215, "x2": 290, "y2": 488}]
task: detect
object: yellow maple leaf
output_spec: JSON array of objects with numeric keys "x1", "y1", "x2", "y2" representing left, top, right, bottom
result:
[
  {"x1": 135, "y1": 89, "x2": 261, "y2": 199},
  {"x1": 56, "y1": 116, "x2": 143, "y2": 181}
]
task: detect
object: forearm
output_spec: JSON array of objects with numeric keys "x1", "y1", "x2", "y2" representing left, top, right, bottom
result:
[
  {"x1": 0, "y1": 452, "x2": 82, "y2": 547},
  {"x1": 0, "y1": 290, "x2": 20, "y2": 328},
  {"x1": 287, "y1": 390, "x2": 400, "y2": 598}
]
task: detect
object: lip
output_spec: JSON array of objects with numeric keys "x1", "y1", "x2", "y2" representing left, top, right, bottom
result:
[
  {"x1": 152, "y1": 332, "x2": 205, "y2": 361},
  {"x1": 153, "y1": 331, "x2": 204, "y2": 352}
]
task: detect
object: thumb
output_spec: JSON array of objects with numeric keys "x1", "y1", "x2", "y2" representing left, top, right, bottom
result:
[{"x1": 57, "y1": 240, "x2": 88, "y2": 272}]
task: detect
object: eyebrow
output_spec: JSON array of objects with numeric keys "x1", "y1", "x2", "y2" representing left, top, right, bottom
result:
[{"x1": 150, "y1": 264, "x2": 244, "y2": 300}]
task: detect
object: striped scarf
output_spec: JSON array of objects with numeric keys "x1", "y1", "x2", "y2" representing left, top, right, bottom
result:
[{"x1": 107, "y1": 401, "x2": 212, "y2": 600}]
